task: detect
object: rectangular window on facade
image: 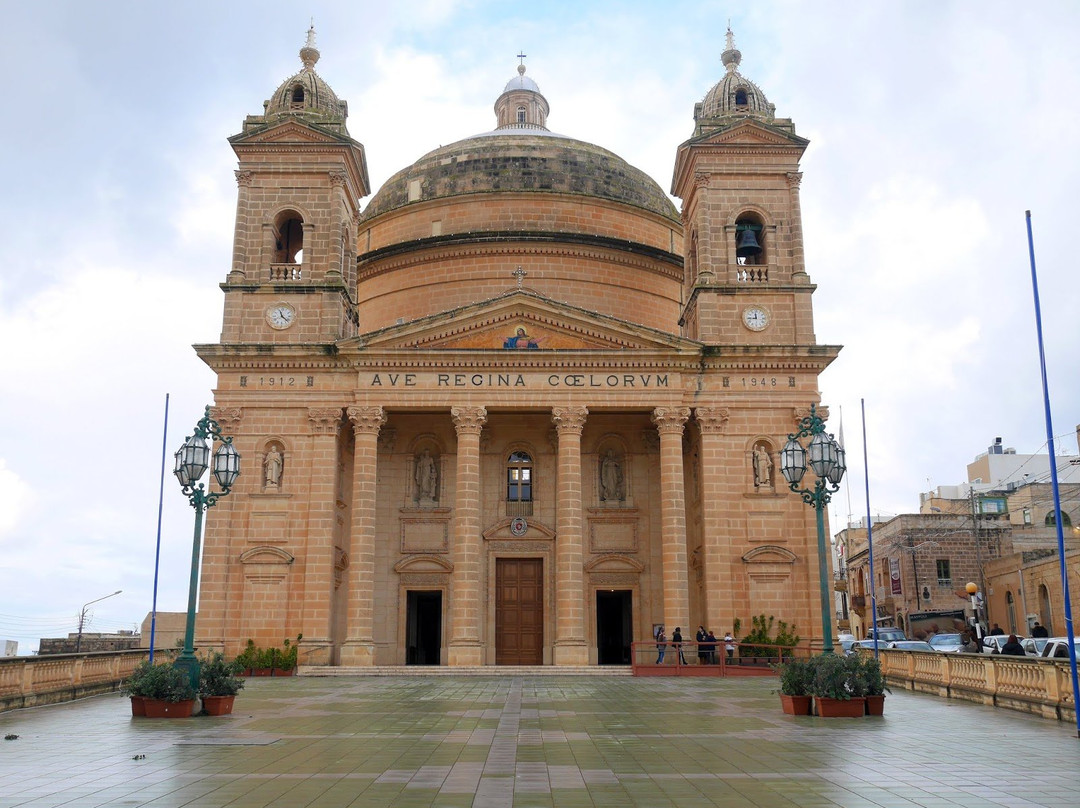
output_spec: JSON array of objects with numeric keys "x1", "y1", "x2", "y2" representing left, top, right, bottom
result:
[{"x1": 936, "y1": 559, "x2": 951, "y2": 586}]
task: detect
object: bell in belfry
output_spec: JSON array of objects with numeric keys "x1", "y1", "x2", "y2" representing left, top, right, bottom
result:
[{"x1": 735, "y1": 228, "x2": 762, "y2": 258}]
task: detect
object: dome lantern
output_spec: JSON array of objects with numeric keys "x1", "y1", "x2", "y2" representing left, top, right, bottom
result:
[
  {"x1": 695, "y1": 27, "x2": 776, "y2": 132},
  {"x1": 494, "y1": 56, "x2": 550, "y2": 131}
]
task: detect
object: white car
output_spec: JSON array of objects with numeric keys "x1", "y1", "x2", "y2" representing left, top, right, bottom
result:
[
  {"x1": 980, "y1": 634, "x2": 1025, "y2": 654},
  {"x1": 1039, "y1": 638, "x2": 1080, "y2": 660}
]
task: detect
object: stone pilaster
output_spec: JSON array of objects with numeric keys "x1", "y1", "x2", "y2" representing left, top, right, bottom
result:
[
  {"x1": 232, "y1": 170, "x2": 254, "y2": 277},
  {"x1": 296, "y1": 407, "x2": 342, "y2": 665},
  {"x1": 695, "y1": 407, "x2": 731, "y2": 635},
  {"x1": 552, "y1": 406, "x2": 589, "y2": 665},
  {"x1": 448, "y1": 406, "x2": 487, "y2": 666},
  {"x1": 786, "y1": 172, "x2": 806, "y2": 279},
  {"x1": 340, "y1": 405, "x2": 385, "y2": 666},
  {"x1": 652, "y1": 407, "x2": 691, "y2": 634}
]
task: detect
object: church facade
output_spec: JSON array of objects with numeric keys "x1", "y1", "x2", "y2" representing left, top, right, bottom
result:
[{"x1": 194, "y1": 28, "x2": 841, "y2": 667}]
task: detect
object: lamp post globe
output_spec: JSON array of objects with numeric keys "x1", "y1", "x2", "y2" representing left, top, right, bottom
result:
[
  {"x1": 783, "y1": 404, "x2": 844, "y2": 655},
  {"x1": 173, "y1": 406, "x2": 240, "y2": 692}
]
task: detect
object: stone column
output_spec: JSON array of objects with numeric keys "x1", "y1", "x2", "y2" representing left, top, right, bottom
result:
[
  {"x1": 340, "y1": 406, "x2": 386, "y2": 666},
  {"x1": 652, "y1": 407, "x2": 691, "y2": 634},
  {"x1": 232, "y1": 170, "x2": 253, "y2": 277},
  {"x1": 552, "y1": 406, "x2": 589, "y2": 665},
  {"x1": 787, "y1": 171, "x2": 806, "y2": 279},
  {"x1": 300, "y1": 407, "x2": 344, "y2": 665},
  {"x1": 448, "y1": 406, "x2": 487, "y2": 666},
  {"x1": 695, "y1": 407, "x2": 731, "y2": 636}
]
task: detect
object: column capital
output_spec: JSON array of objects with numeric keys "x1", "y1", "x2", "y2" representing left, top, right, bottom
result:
[
  {"x1": 209, "y1": 406, "x2": 243, "y2": 432},
  {"x1": 346, "y1": 405, "x2": 386, "y2": 435},
  {"x1": 451, "y1": 406, "x2": 487, "y2": 435},
  {"x1": 652, "y1": 406, "x2": 691, "y2": 435},
  {"x1": 234, "y1": 169, "x2": 254, "y2": 187},
  {"x1": 329, "y1": 170, "x2": 348, "y2": 188},
  {"x1": 786, "y1": 171, "x2": 803, "y2": 190},
  {"x1": 552, "y1": 406, "x2": 588, "y2": 434},
  {"x1": 793, "y1": 405, "x2": 828, "y2": 428},
  {"x1": 695, "y1": 407, "x2": 730, "y2": 434}
]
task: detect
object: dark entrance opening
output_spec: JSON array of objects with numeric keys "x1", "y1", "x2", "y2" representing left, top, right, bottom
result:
[
  {"x1": 406, "y1": 590, "x2": 442, "y2": 665},
  {"x1": 596, "y1": 590, "x2": 632, "y2": 665}
]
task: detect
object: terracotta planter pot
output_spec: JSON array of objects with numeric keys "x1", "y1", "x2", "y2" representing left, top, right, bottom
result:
[
  {"x1": 142, "y1": 699, "x2": 196, "y2": 718},
  {"x1": 814, "y1": 697, "x2": 865, "y2": 718},
  {"x1": 201, "y1": 695, "x2": 236, "y2": 716},
  {"x1": 130, "y1": 696, "x2": 146, "y2": 717},
  {"x1": 779, "y1": 694, "x2": 812, "y2": 716},
  {"x1": 272, "y1": 667, "x2": 295, "y2": 677},
  {"x1": 250, "y1": 668, "x2": 274, "y2": 677},
  {"x1": 865, "y1": 694, "x2": 886, "y2": 716}
]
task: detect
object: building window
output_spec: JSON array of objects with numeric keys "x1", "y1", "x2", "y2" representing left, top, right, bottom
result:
[
  {"x1": 1045, "y1": 511, "x2": 1072, "y2": 527},
  {"x1": 506, "y1": 451, "x2": 533, "y2": 516},
  {"x1": 936, "y1": 559, "x2": 951, "y2": 586},
  {"x1": 291, "y1": 86, "x2": 305, "y2": 107},
  {"x1": 516, "y1": 106, "x2": 526, "y2": 123},
  {"x1": 734, "y1": 88, "x2": 748, "y2": 107}
]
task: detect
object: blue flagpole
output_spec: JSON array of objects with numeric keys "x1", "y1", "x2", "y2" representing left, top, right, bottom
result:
[
  {"x1": 861, "y1": 398, "x2": 878, "y2": 659},
  {"x1": 1025, "y1": 210, "x2": 1079, "y2": 738},
  {"x1": 149, "y1": 393, "x2": 169, "y2": 663}
]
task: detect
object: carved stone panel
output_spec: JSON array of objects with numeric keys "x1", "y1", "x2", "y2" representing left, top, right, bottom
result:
[
  {"x1": 400, "y1": 512, "x2": 451, "y2": 553},
  {"x1": 588, "y1": 516, "x2": 639, "y2": 553}
]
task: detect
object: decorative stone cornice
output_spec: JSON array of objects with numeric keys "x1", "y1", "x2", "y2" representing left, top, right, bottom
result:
[
  {"x1": 346, "y1": 405, "x2": 385, "y2": 435},
  {"x1": 451, "y1": 406, "x2": 487, "y2": 435},
  {"x1": 695, "y1": 407, "x2": 730, "y2": 434},
  {"x1": 552, "y1": 406, "x2": 588, "y2": 434},
  {"x1": 651, "y1": 406, "x2": 691, "y2": 435}
]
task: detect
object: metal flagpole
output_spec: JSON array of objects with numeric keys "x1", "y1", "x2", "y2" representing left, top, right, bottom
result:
[
  {"x1": 1024, "y1": 211, "x2": 1079, "y2": 738},
  {"x1": 861, "y1": 399, "x2": 879, "y2": 659},
  {"x1": 149, "y1": 393, "x2": 169, "y2": 663}
]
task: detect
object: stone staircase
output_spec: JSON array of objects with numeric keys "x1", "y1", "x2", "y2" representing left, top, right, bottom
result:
[{"x1": 299, "y1": 665, "x2": 632, "y2": 677}]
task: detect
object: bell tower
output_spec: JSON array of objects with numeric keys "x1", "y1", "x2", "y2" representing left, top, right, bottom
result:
[
  {"x1": 672, "y1": 28, "x2": 815, "y2": 347},
  {"x1": 221, "y1": 26, "x2": 369, "y2": 344}
]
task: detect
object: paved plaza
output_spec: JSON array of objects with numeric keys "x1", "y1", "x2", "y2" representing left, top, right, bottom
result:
[{"x1": 1, "y1": 674, "x2": 1078, "y2": 808}]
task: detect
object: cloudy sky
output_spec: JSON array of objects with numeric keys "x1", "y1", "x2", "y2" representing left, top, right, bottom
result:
[{"x1": 1, "y1": 2, "x2": 1077, "y2": 653}]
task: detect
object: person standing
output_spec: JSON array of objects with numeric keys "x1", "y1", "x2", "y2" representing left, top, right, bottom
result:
[
  {"x1": 672, "y1": 627, "x2": 687, "y2": 665},
  {"x1": 1032, "y1": 622, "x2": 1049, "y2": 638},
  {"x1": 724, "y1": 631, "x2": 736, "y2": 662},
  {"x1": 696, "y1": 626, "x2": 708, "y2": 664},
  {"x1": 1000, "y1": 634, "x2": 1025, "y2": 656},
  {"x1": 655, "y1": 626, "x2": 666, "y2": 664},
  {"x1": 706, "y1": 630, "x2": 718, "y2": 664},
  {"x1": 990, "y1": 623, "x2": 1005, "y2": 636}
]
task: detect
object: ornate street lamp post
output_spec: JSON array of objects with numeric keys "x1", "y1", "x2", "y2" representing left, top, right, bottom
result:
[
  {"x1": 780, "y1": 404, "x2": 846, "y2": 655},
  {"x1": 173, "y1": 406, "x2": 240, "y2": 690}
]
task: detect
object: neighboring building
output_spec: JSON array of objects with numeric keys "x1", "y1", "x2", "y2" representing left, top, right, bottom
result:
[
  {"x1": 37, "y1": 631, "x2": 141, "y2": 655},
  {"x1": 139, "y1": 612, "x2": 190, "y2": 651},
  {"x1": 193, "y1": 28, "x2": 842, "y2": 667},
  {"x1": 3, "y1": 641, "x2": 16, "y2": 657}
]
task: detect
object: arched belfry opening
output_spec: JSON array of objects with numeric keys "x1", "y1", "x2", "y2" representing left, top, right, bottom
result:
[
  {"x1": 274, "y1": 210, "x2": 304, "y2": 263},
  {"x1": 735, "y1": 212, "x2": 765, "y2": 266}
]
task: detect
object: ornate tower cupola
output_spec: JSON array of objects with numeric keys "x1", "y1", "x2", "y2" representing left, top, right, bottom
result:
[
  {"x1": 220, "y1": 26, "x2": 370, "y2": 344},
  {"x1": 671, "y1": 27, "x2": 815, "y2": 347},
  {"x1": 494, "y1": 59, "x2": 550, "y2": 130}
]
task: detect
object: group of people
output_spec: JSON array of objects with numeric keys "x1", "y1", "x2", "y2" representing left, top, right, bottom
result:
[{"x1": 654, "y1": 625, "x2": 736, "y2": 664}]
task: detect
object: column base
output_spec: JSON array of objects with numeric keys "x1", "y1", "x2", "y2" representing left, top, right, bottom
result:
[
  {"x1": 339, "y1": 641, "x2": 376, "y2": 666},
  {"x1": 447, "y1": 642, "x2": 484, "y2": 667},
  {"x1": 298, "y1": 638, "x2": 333, "y2": 667},
  {"x1": 553, "y1": 642, "x2": 589, "y2": 666}
]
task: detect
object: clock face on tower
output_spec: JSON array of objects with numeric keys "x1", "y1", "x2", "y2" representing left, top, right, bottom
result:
[
  {"x1": 266, "y1": 303, "x2": 296, "y2": 329},
  {"x1": 742, "y1": 305, "x2": 770, "y2": 332}
]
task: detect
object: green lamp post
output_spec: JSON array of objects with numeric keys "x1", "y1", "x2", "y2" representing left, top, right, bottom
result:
[
  {"x1": 780, "y1": 403, "x2": 846, "y2": 655},
  {"x1": 172, "y1": 406, "x2": 240, "y2": 690}
]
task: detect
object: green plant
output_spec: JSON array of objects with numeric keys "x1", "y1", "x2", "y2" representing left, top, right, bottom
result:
[
  {"x1": 775, "y1": 657, "x2": 814, "y2": 696},
  {"x1": 198, "y1": 652, "x2": 246, "y2": 697},
  {"x1": 279, "y1": 634, "x2": 302, "y2": 669},
  {"x1": 843, "y1": 654, "x2": 868, "y2": 697},
  {"x1": 235, "y1": 639, "x2": 258, "y2": 670},
  {"x1": 123, "y1": 662, "x2": 196, "y2": 702},
  {"x1": 860, "y1": 655, "x2": 889, "y2": 697},
  {"x1": 810, "y1": 653, "x2": 851, "y2": 700},
  {"x1": 738, "y1": 614, "x2": 801, "y2": 659}
]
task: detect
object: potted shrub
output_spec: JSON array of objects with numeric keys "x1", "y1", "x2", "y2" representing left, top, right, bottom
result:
[
  {"x1": 198, "y1": 652, "x2": 245, "y2": 716},
  {"x1": 861, "y1": 656, "x2": 889, "y2": 716},
  {"x1": 737, "y1": 615, "x2": 800, "y2": 666},
  {"x1": 124, "y1": 662, "x2": 197, "y2": 718},
  {"x1": 273, "y1": 634, "x2": 303, "y2": 676},
  {"x1": 775, "y1": 657, "x2": 814, "y2": 715},
  {"x1": 810, "y1": 653, "x2": 864, "y2": 717},
  {"x1": 235, "y1": 639, "x2": 259, "y2": 676}
]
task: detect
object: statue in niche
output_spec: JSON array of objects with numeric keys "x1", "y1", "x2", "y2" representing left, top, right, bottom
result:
[
  {"x1": 753, "y1": 444, "x2": 773, "y2": 488},
  {"x1": 415, "y1": 448, "x2": 438, "y2": 503},
  {"x1": 600, "y1": 449, "x2": 624, "y2": 502},
  {"x1": 264, "y1": 445, "x2": 284, "y2": 488}
]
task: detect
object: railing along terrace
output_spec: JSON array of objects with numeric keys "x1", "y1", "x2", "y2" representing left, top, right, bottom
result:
[
  {"x1": 630, "y1": 640, "x2": 809, "y2": 677},
  {"x1": 872, "y1": 647, "x2": 1075, "y2": 722},
  {"x1": 269, "y1": 263, "x2": 303, "y2": 281},
  {"x1": 0, "y1": 649, "x2": 151, "y2": 713},
  {"x1": 735, "y1": 265, "x2": 768, "y2": 283}
]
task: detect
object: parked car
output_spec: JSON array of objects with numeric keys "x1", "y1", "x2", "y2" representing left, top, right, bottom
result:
[
  {"x1": 846, "y1": 639, "x2": 887, "y2": 656},
  {"x1": 927, "y1": 633, "x2": 965, "y2": 653},
  {"x1": 1039, "y1": 638, "x2": 1080, "y2": 660},
  {"x1": 887, "y1": 640, "x2": 935, "y2": 652},
  {"x1": 865, "y1": 627, "x2": 906, "y2": 643},
  {"x1": 1022, "y1": 637, "x2": 1051, "y2": 657},
  {"x1": 838, "y1": 635, "x2": 858, "y2": 655},
  {"x1": 980, "y1": 634, "x2": 1026, "y2": 654}
]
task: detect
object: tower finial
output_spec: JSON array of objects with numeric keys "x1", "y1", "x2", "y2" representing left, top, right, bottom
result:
[
  {"x1": 721, "y1": 25, "x2": 741, "y2": 73},
  {"x1": 300, "y1": 22, "x2": 320, "y2": 70},
  {"x1": 517, "y1": 51, "x2": 527, "y2": 76}
]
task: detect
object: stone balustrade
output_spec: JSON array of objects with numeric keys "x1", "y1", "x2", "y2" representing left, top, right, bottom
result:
[
  {"x1": 878, "y1": 649, "x2": 1075, "y2": 722},
  {"x1": 0, "y1": 649, "x2": 151, "y2": 713}
]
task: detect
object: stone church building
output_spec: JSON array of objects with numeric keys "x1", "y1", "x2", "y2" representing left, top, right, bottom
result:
[{"x1": 194, "y1": 28, "x2": 841, "y2": 667}]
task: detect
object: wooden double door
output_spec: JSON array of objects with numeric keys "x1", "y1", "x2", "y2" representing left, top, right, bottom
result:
[{"x1": 495, "y1": 558, "x2": 544, "y2": 665}]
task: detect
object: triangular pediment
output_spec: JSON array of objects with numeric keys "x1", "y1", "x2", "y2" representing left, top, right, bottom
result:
[
  {"x1": 230, "y1": 119, "x2": 356, "y2": 147},
  {"x1": 695, "y1": 120, "x2": 805, "y2": 147},
  {"x1": 350, "y1": 290, "x2": 699, "y2": 353}
]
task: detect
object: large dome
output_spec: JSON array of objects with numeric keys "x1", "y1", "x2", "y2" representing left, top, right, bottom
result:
[{"x1": 363, "y1": 132, "x2": 678, "y2": 222}]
